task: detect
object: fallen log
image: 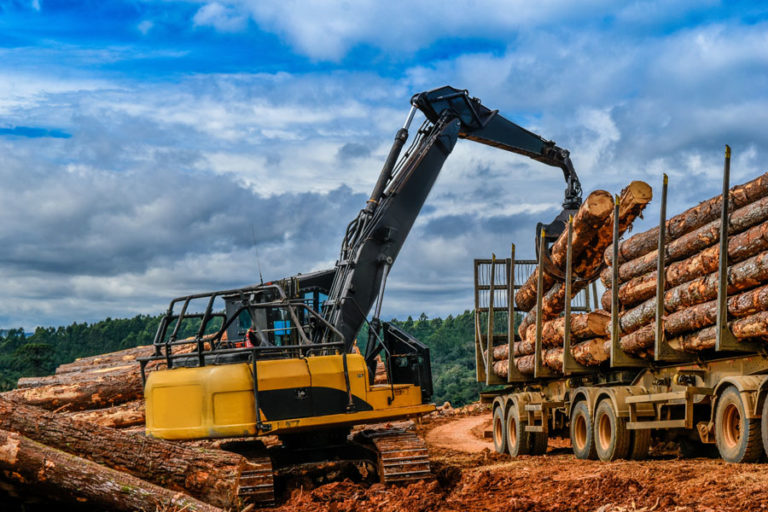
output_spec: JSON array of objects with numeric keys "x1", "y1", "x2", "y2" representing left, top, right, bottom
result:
[
  {"x1": 605, "y1": 172, "x2": 768, "y2": 266},
  {"x1": 64, "y1": 400, "x2": 145, "y2": 429},
  {"x1": 3, "y1": 369, "x2": 144, "y2": 411},
  {"x1": 54, "y1": 345, "x2": 156, "y2": 375},
  {"x1": 0, "y1": 430, "x2": 222, "y2": 512},
  {"x1": 603, "y1": 195, "x2": 768, "y2": 287},
  {"x1": 614, "y1": 221, "x2": 768, "y2": 308},
  {"x1": 0, "y1": 397, "x2": 248, "y2": 508},
  {"x1": 618, "y1": 250, "x2": 768, "y2": 335},
  {"x1": 667, "y1": 312, "x2": 768, "y2": 352},
  {"x1": 520, "y1": 182, "x2": 652, "y2": 338},
  {"x1": 17, "y1": 363, "x2": 137, "y2": 389},
  {"x1": 515, "y1": 190, "x2": 614, "y2": 312}
]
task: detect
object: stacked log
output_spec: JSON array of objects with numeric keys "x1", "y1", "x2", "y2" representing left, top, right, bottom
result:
[
  {"x1": 516, "y1": 181, "x2": 652, "y2": 343},
  {"x1": 491, "y1": 181, "x2": 651, "y2": 379},
  {"x1": 596, "y1": 172, "x2": 768, "y2": 356},
  {"x1": 514, "y1": 190, "x2": 614, "y2": 312},
  {"x1": 492, "y1": 337, "x2": 610, "y2": 377},
  {"x1": 493, "y1": 311, "x2": 612, "y2": 375}
]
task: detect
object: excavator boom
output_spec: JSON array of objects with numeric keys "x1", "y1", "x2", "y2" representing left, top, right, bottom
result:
[{"x1": 321, "y1": 86, "x2": 584, "y2": 364}]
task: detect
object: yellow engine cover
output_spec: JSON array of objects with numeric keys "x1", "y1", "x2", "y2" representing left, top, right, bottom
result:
[{"x1": 144, "y1": 353, "x2": 434, "y2": 439}]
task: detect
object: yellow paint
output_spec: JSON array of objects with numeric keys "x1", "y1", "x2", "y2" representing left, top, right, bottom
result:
[{"x1": 145, "y1": 353, "x2": 434, "y2": 439}]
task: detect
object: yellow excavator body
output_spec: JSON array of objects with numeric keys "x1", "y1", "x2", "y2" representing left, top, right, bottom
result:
[{"x1": 144, "y1": 353, "x2": 434, "y2": 440}]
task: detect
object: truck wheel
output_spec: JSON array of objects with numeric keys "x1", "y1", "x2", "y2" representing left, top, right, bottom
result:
[
  {"x1": 570, "y1": 401, "x2": 596, "y2": 460},
  {"x1": 761, "y1": 396, "x2": 768, "y2": 460},
  {"x1": 628, "y1": 429, "x2": 651, "y2": 460},
  {"x1": 594, "y1": 399, "x2": 631, "y2": 461},
  {"x1": 715, "y1": 387, "x2": 761, "y2": 462},
  {"x1": 505, "y1": 406, "x2": 530, "y2": 457},
  {"x1": 492, "y1": 406, "x2": 507, "y2": 454}
]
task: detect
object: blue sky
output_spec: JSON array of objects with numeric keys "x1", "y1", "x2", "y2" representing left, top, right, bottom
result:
[{"x1": 0, "y1": 0, "x2": 768, "y2": 329}]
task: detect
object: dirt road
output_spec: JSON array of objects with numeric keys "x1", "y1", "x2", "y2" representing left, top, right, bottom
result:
[
  {"x1": 272, "y1": 409, "x2": 768, "y2": 512},
  {"x1": 426, "y1": 414, "x2": 492, "y2": 453}
]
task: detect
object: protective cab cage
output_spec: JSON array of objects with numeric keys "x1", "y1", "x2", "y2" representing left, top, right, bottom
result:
[
  {"x1": 136, "y1": 282, "x2": 343, "y2": 379},
  {"x1": 136, "y1": 281, "x2": 433, "y2": 404}
]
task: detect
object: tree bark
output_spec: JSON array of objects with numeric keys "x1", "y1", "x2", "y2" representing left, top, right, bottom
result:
[
  {"x1": 515, "y1": 190, "x2": 614, "y2": 312},
  {"x1": 492, "y1": 341, "x2": 534, "y2": 360},
  {"x1": 601, "y1": 288, "x2": 612, "y2": 311},
  {"x1": 492, "y1": 358, "x2": 510, "y2": 377},
  {"x1": 619, "y1": 325, "x2": 654, "y2": 353},
  {"x1": 619, "y1": 283, "x2": 768, "y2": 354},
  {"x1": 618, "y1": 250, "x2": 768, "y2": 335},
  {"x1": 667, "y1": 312, "x2": 768, "y2": 352},
  {"x1": 64, "y1": 400, "x2": 145, "y2": 429},
  {"x1": 614, "y1": 220, "x2": 768, "y2": 308},
  {"x1": 18, "y1": 364, "x2": 137, "y2": 389},
  {"x1": 0, "y1": 397, "x2": 248, "y2": 508},
  {"x1": 497, "y1": 341, "x2": 608, "y2": 374},
  {"x1": 604, "y1": 196, "x2": 768, "y2": 287},
  {"x1": 542, "y1": 348, "x2": 564, "y2": 372},
  {"x1": 571, "y1": 337, "x2": 610, "y2": 366},
  {"x1": 3, "y1": 369, "x2": 145, "y2": 411},
  {"x1": 605, "y1": 172, "x2": 768, "y2": 266},
  {"x1": 524, "y1": 311, "x2": 610, "y2": 347},
  {"x1": 664, "y1": 283, "x2": 768, "y2": 337},
  {"x1": 0, "y1": 430, "x2": 223, "y2": 512}
]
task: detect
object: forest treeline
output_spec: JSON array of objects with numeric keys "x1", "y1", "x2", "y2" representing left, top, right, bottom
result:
[{"x1": 0, "y1": 311, "x2": 483, "y2": 406}]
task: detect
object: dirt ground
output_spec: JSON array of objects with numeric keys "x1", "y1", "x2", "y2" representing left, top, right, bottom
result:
[{"x1": 270, "y1": 407, "x2": 768, "y2": 512}]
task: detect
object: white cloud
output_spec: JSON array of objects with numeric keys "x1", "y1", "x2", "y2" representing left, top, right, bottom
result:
[
  {"x1": 193, "y1": 2, "x2": 248, "y2": 32},
  {"x1": 137, "y1": 20, "x2": 154, "y2": 34},
  {"x1": 2, "y1": 5, "x2": 768, "y2": 327}
]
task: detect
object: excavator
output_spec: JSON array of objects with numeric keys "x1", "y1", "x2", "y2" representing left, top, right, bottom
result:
[{"x1": 137, "y1": 85, "x2": 583, "y2": 506}]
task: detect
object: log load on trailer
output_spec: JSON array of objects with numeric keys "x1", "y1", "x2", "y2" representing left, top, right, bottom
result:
[{"x1": 477, "y1": 151, "x2": 768, "y2": 464}]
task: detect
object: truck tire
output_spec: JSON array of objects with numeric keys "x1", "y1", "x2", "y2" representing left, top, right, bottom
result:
[
  {"x1": 628, "y1": 429, "x2": 651, "y2": 460},
  {"x1": 715, "y1": 387, "x2": 762, "y2": 463},
  {"x1": 492, "y1": 406, "x2": 507, "y2": 454},
  {"x1": 594, "y1": 399, "x2": 631, "y2": 461},
  {"x1": 570, "y1": 401, "x2": 596, "y2": 460},
  {"x1": 505, "y1": 405, "x2": 530, "y2": 457},
  {"x1": 762, "y1": 397, "x2": 768, "y2": 460}
]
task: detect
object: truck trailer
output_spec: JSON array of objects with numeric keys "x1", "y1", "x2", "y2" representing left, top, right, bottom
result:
[{"x1": 477, "y1": 155, "x2": 768, "y2": 464}]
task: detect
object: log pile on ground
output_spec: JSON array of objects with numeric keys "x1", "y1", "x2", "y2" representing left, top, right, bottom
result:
[
  {"x1": 598, "y1": 172, "x2": 768, "y2": 355},
  {"x1": 0, "y1": 343, "x2": 255, "y2": 511},
  {"x1": 492, "y1": 181, "x2": 652, "y2": 376}
]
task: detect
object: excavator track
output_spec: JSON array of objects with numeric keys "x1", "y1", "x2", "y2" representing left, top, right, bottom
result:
[
  {"x1": 232, "y1": 443, "x2": 275, "y2": 507},
  {"x1": 359, "y1": 429, "x2": 433, "y2": 484},
  {"x1": 237, "y1": 456, "x2": 275, "y2": 506}
]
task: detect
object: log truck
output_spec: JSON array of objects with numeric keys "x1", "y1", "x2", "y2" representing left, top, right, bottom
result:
[
  {"x1": 137, "y1": 86, "x2": 584, "y2": 505},
  {"x1": 475, "y1": 156, "x2": 768, "y2": 467}
]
